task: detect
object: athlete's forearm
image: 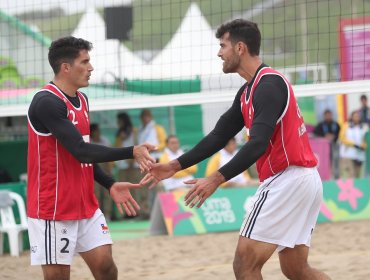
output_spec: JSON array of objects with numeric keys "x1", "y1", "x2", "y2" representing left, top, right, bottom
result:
[
  {"x1": 93, "y1": 163, "x2": 115, "y2": 190},
  {"x1": 219, "y1": 123, "x2": 273, "y2": 181},
  {"x1": 70, "y1": 141, "x2": 134, "y2": 163}
]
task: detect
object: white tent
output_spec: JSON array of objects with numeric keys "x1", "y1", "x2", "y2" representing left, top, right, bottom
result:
[
  {"x1": 72, "y1": 5, "x2": 244, "y2": 88},
  {"x1": 148, "y1": 3, "x2": 244, "y2": 89},
  {"x1": 150, "y1": 3, "x2": 222, "y2": 79},
  {"x1": 72, "y1": 8, "x2": 145, "y2": 83}
]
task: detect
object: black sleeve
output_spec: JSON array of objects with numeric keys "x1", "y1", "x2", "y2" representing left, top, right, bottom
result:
[
  {"x1": 93, "y1": 163, "x2": 115, "y2": 190},
  {"x1": 218, "y1": 76, "x2": 288, "y2": 181},
  {"x1": 313, "y1": 123, "x2": 324, "y2": 137},
  {"x1": 29, "y1": 93, "x2": 134, "y2": 163},
  {"x1": 177, "y1": 85, "x2": 246, "y2": 169}
]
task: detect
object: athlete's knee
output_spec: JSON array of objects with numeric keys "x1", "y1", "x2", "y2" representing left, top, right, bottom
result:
[
  {"x1": 95, "y1": 258, "x2": 117, "y2": 280},
  {"x1": 233, "y1": 248, "x2": 262, "y2": 279},
  {"x1": 280, "y1": 262, "x2": 309, "y2": 280},
  {"x1": 42, "y1": 265, "x2": 70, "y2": 280}
]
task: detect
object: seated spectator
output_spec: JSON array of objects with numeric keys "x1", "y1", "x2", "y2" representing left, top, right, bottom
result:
[
  {"x1": 159, "y1": 135, "x2": 198, "y2": 192},
  {"x1": 205, "y1": 137, "x2": 259, "y2": 187},
  {"x1": 90, "y1": 123, "x2": 113, "y2": 221},
  {"x1": 339, "y1": 111, "x2": 368, "y2": 178}
]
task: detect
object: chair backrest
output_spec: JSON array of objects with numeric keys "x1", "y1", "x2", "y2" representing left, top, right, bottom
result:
[{"x1": 0, "y1": 192, "x2": 27, "y2": 228}]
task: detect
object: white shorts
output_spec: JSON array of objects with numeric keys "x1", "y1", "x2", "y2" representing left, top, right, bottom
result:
[
  {"x1": 240, "y1": 166, "x2": 322, "y2": 251},
  {"x1": 28, "y1": 208, "x2": 113, "y2": 265}
]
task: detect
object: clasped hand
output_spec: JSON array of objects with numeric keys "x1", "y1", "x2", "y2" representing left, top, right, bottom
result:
[
  {"x1": 133, "y1": 143, "x2": 157, "y2": 172},
  {"x1": 140, "y1": 161, "x2": 225, "y2": 208}
]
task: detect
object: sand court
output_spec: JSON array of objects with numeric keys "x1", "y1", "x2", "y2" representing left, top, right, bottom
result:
[{"x1": 1, "y1": 220, "x2": 370, "y2": 279}]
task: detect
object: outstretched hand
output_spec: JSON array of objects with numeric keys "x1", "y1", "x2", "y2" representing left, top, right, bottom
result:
[
  {"x1": 140, "y1": 161, "x2": 181, "y2": 188},
  {"x1": 183, "y1": 172, "x2": 225, "y2": 208},
  {"x1": 133, "y1": 143, "x2": 157, "y2": 172},
  {"x1": 109, "y1": 182, "x2": 142, "y2": 216}
]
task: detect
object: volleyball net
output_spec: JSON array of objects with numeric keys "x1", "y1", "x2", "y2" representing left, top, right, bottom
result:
[{"x1": 0, "y1": 0, "x2": 370, "y2": 141}]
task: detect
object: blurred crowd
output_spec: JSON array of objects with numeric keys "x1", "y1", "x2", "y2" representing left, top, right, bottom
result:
[
  {"x1": 312, "y1": 94, "x2": 370, "y2": 181},
  {"x1": 90, "y1": 108, "x2": 259, "y2": 221},
  {"x1": 84, "y1": 95, "x2": 370, "y2": 221}
]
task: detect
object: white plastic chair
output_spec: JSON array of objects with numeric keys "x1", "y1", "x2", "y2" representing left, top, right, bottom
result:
[{"x1": 0, "y1": 192, "x2": 28, "y2": 257}]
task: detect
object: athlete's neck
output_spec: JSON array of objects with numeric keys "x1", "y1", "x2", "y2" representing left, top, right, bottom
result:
[
  {"x1": 238, "y1": 56, "x2": 262, "y2": 83},
  {"x1": 52, "y1": 78, "x2": 78, "y2": 97}
]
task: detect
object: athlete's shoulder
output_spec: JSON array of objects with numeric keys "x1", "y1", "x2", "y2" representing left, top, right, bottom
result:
[
  {"x1": 259, "y1": 72, "x2": 286, "y2": 85},
  {"x1": 30, "y1": 90, "x2": 65, "y2": 108}
]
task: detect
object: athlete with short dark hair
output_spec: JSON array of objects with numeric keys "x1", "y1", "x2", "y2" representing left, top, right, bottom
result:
[
  {"x1": 27, "y1": 36, "x2": 156, "y2": 280},
  {"x1": 142, "y1": 19, "x2": 330, "y2": 280}
]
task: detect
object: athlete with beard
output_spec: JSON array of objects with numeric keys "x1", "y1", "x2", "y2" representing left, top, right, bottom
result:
[{"x1": 142, "y1": 20, "x2": 330, "y2": 280}]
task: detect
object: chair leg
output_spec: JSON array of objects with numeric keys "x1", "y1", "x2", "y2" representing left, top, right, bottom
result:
[
  {"x1": 0, "y1": 233, "x2": 3, "y2": 255},
  {"x1": 8, "y1": 230, "x2": 20, "y2": 257},
  {"x1": 18, "y1": 231, "x2": 23, "y2": 255}
]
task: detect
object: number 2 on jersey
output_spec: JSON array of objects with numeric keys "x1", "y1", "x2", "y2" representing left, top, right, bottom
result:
[{"x1": 69, "y1": 110, "x2": 79, "y2": 125}]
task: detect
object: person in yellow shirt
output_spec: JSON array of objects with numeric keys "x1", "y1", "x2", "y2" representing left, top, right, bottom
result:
[
  {"x1": 205, "y1": 137, "x2": 259, "y2": 187},
  {"x1": 159, "y1": 135, "x2": 198, "y2": 192},
  {"x1": 339, "y1": 111, "x2": 368, "y2": 178}
]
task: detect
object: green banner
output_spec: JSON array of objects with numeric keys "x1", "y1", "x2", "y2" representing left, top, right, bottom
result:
[{"x1": 156, "y1": 178, "x2": 370, "y2": 236}]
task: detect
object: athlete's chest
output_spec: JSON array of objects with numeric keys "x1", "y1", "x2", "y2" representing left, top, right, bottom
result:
[{"x1": 65, "y1": 101, "x2": 90, "y2": 133}]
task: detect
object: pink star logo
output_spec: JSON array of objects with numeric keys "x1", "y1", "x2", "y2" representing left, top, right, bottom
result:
[{"x1": 336, "y1": 179, "x2": 363, "y2": 209}]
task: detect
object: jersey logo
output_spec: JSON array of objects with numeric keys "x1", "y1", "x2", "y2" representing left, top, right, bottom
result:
[{"x1": 298, "y1": 123, "x2": 307, "y2": 136}]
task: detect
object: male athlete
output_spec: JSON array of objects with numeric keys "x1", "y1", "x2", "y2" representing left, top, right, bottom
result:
[
  {"x1": 142, "y1": 20, "x2": 330, "y2": 279},
  {"x1": 27, "y1": 36, "x2": 155, "y2": 280}
]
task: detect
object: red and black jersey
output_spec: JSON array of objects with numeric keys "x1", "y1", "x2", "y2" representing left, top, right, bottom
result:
[
  {"x1": 27, "y1": 84, "x2": 98, "y2": 220},
  {"x1": 240, "y1": 67, "x2": 317, "y2": 181}
]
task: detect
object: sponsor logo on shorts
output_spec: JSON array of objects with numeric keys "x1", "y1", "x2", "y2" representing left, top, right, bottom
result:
[
  {"x1": 101, "y1": 223, "x2": 109, "y2": 234},
  {"x1": 31, "y1": 246, "x2": 37, "y2": 253},
  {"x1": 61, "y1": 228, "x2": 68, "y2": 234}
]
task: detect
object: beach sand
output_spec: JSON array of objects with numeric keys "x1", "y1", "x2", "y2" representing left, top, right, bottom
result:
[{"x1": 1, "y1": 220, "x2": 370, "y2": 279}]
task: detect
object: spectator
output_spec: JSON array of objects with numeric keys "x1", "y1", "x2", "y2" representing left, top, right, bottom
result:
[
  {"x1": 138, "y1": 109, "x2": 167, "y2": 160},
  {"x1": 358, "y1": 94, "x2": 370, "y2": 125},
  {"x1": 313, "y1": 109, "x2": 341, "y2": 178},
  {"x1": 138, "y1": 109, "x2": 167, "y2": 217},
  {"x1": 205, "y1": 137, "x2": 259, "y2": 187},
  {"x1": 313, "y1": 109, "x2": 340, "y2": 142},
  {"x1": 115, "y1": 112, "x2": 140, "y2": 187},
  {"x1": 90, "y1": 123, "x2": 113, "y2": 221},
  {"x1": 339, "y1": 111, "x2": 368, "y2": 178},
  {"x1": 159, "y1": 135, "x2": 198, "y2": 192}
]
